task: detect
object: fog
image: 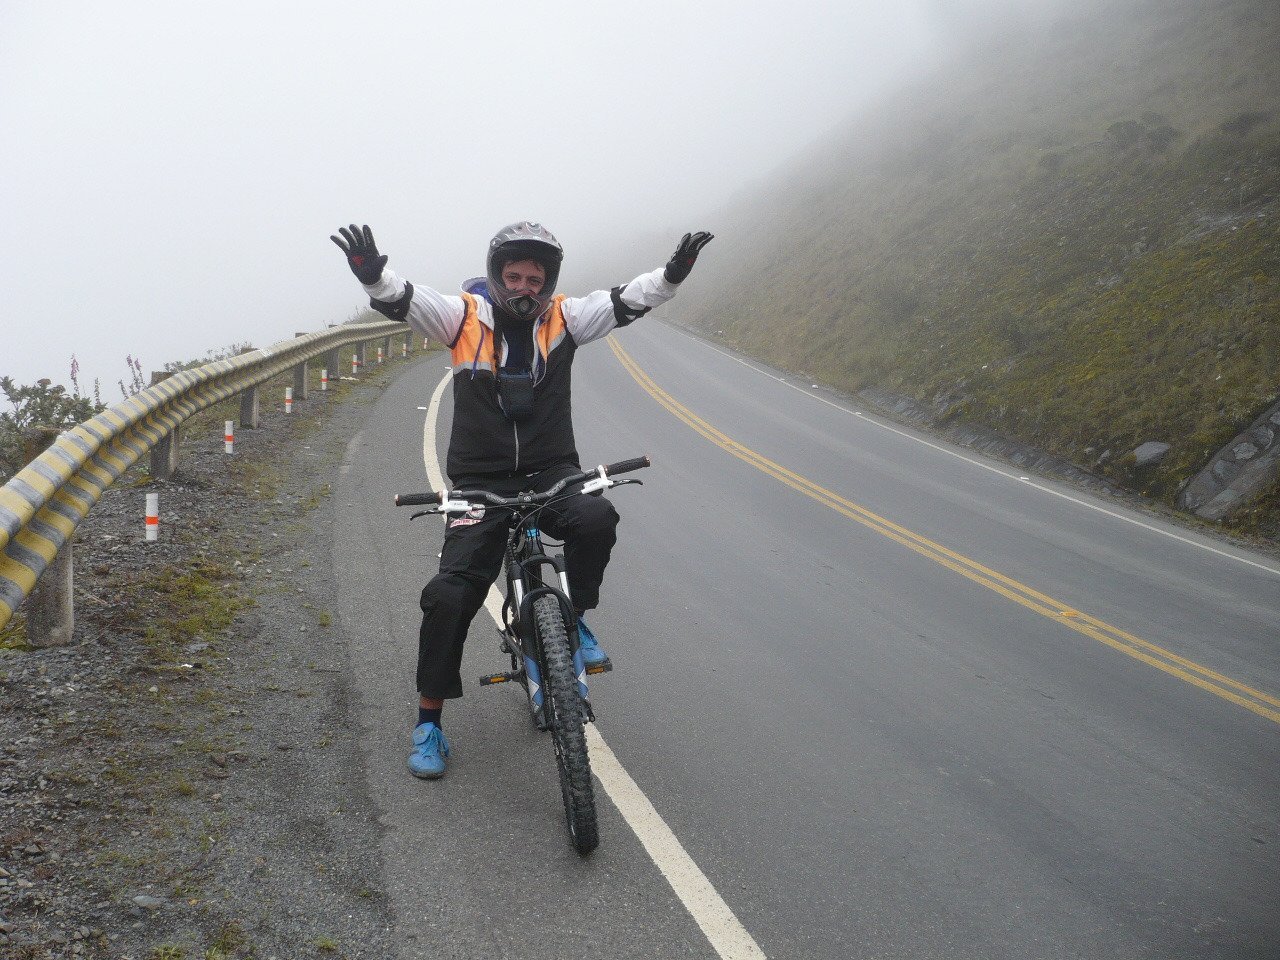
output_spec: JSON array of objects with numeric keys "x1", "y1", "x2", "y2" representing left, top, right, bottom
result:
[{"x1": 1, "y1": 0, "x2": 1050, "y2": 396}]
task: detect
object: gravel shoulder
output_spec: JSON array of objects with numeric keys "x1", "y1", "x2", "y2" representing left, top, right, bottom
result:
[{"x1": 0, "y1": 350, "x2": 434, "y2": 960}]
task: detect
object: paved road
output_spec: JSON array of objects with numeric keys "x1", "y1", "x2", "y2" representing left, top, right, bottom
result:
[{"x1": 332, "y1": 319, "x2": 1280, "y2": 959}]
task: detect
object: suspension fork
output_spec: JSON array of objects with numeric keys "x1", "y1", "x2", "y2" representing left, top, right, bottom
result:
[{"x1": 517, "y1": 547, "x2": 589, "y2": 705}]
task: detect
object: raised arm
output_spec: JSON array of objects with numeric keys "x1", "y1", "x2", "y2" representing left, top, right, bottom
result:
[
  {"x1": 563, "y1": 230, "x2": 714, "y2": 345},
  {"x1": 330, "y1": 224, "x2": 465, "y2": 345}
]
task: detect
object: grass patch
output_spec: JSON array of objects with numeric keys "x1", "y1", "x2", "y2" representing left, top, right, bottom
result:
[
  {"x1": 203, "y1": 921, "x2": 249, "y2": 959},
  {"x1": 0, "y1": 612, "x2": 28, "y2": 650},
  {"x1": 301, "y1": 483, "x2": 331, "y2": 512},
  {"x1": 136, "y1": 558, "x2": 249, "y2": 654}
]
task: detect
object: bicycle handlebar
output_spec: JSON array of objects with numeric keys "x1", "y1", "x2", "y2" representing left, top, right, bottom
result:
[
  {"x1": 601, "y1": 456, "x2": 650, "y2": 476},
  {"x1": 394, "y1": 490, "x2": 444, "y2": 507},
  {"x1": 394, "y1": 455, "x2": 651, "y2": 509}
]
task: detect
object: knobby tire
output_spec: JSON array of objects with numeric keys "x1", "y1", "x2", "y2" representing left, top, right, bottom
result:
[{"x1": 534, "y1": 594, "x2": 598, "y2": 854}]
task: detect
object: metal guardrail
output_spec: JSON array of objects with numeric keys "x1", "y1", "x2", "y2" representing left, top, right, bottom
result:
[{"x1": 0, "y1": 320, "x2": 410, "y2": 632}]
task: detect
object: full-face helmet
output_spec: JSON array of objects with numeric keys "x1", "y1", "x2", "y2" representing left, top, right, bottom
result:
[{"x1": 485, "y1": 221, "x2": 563, "y2": 319}]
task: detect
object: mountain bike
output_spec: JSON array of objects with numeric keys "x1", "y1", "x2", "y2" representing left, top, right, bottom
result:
[{"x1": 395, "y1": 455, "x2": 650, "y2": 854}]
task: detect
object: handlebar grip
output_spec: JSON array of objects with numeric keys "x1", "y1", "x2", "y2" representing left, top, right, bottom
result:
[
  {"x1": 603, "y1": 455, "x2": 651, "y2": 476},
  {"x1": 395, "y1": 491, "x2": 443, "y2": 507}
]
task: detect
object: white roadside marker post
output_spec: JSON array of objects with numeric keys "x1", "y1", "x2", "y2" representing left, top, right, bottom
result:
[
  {"x1": 321, "y1": 368, "x2": 329, "y2": 391},
  {"x1": 145, "y1": 493, "x2": 159, "y2": 542},
  {"x1": 224, "y1": 421, "x2": 234, "y2": 454},
  {"x1": 377, "y1": 345, "x2": 384, "y2": 364},
  {"x1": 352, "y1": 353, "x2": 358, "y2": 375},
  {"x1": 285, "y1": 386, "x2": 293, "y2": 414}
]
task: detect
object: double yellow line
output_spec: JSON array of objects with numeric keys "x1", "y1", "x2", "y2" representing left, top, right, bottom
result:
[{"x1": 609, "y1": 338, "x2": 1280, "y2": 727}]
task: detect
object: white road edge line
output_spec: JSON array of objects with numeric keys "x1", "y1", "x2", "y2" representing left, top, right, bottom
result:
[
  {"x1": 420, "y1": 368, "x2": 766, "y2": 960},
  {"x1": 690, "y1": 330, "x2": 1280, "y2": 578}
]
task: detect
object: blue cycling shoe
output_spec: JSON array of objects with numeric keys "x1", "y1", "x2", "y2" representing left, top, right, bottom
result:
[
  {"x1": 407, "y1": 722, "x2": 450, "y2": 779},
  {"x1": 576, "y1": 617, "x2": 609, "y2": 667}
]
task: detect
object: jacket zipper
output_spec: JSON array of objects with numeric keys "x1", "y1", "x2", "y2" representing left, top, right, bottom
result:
[{"x1": 512, "y1": 421, "x2": 520, "y2": 472}]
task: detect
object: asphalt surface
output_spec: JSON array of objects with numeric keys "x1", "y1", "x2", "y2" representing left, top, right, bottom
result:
[{"x1": 332, "y1": 319, "x2": 1280, "y2": 960}]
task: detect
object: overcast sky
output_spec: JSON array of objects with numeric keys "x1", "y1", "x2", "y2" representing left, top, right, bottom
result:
[{"x1": 1, "y1": 1, "x2": 1036, "y2": 397}]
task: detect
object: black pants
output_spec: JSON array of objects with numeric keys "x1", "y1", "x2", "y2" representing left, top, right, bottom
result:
[{"x1": 417, "y1": 462, "x2": 620, "y2": 699}]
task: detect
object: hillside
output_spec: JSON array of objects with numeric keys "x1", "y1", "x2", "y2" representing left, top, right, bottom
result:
[{"x1": 675, "y1": 0, "x2": 1280, "y2": 525}]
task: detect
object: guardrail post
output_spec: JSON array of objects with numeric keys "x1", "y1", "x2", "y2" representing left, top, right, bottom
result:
[
  {"x1": 292, "y1": 359, "x2": 309, "y2": 400},
  {"x1": 240, "y1": 384, "x2": 260, "y2": 429},
  {"x1": 23, "y1": 428, "x2": 74, "y2": 648},
  {"x1": 149, "y1": 372, "x2": 180, "y2": 479},
  {"x1": 324, "y1": 348, "x2": 340, "y2": 385},
  {"x1": 381, "y1": 336, "x2": 391, "y2": 362},
  {"x1": 293, "y1": 333, "x2": 311, "y2": 400},
  {"x1": 356, "y1": 341, "x2": 367, "y2": 370}
]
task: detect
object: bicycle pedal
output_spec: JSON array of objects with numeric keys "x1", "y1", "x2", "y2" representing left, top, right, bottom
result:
[
  {"x1": 478, "y1": 671, "x2": 521, "y2": 686},
  {"x1": 585, "y1": 659, "x2": 613, "y2": 675}
]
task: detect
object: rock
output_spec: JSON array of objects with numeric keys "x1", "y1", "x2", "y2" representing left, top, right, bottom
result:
[
  {"x1": 1132, "y1": 442, "x2": 1171, "y2": 467},
  {"x1": 1212, "y1": 460, "x2": 1240, "y2": 482},
  {"x1": 131, "y1": 894, "x2": 164, "y2": 910},
  {"x1": 1231, "y1": 441, "x2": 1259, "y2": 461}
]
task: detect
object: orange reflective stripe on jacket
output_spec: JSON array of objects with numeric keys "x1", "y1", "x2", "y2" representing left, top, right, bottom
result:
[{"x1": 451, "y1": 294, "x2": 568, "y2": 375}]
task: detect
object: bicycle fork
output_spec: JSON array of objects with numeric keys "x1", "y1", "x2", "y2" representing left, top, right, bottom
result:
[{"x1": 481, "y1": 555, "x2": 591, "y2": 717}]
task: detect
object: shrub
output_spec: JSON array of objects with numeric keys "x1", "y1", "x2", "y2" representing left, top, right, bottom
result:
[{"x1": 0, "y1": 374, "x2": 103, "y2": 483}]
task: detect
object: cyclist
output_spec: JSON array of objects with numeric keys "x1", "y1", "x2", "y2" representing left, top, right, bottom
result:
[{"x1": 331, "y1": 221, "x2": 713, "y2": 778}]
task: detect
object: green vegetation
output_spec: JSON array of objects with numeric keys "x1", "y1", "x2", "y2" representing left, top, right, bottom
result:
[
  {"x1": 0, "y1": 612, "x2": 28, "y2": 650},
  {"x1": 203, "y1": 921, "x2": 250, "y2": 959},
  {"x1": 140, "y1": 559, "x2": 250, "y2": 654},
  {"x1": 0, "y1": 374, "x2": 102, "y2": 483},
  {"x1": 681, "y1": 0, "x2": 1279, "y2": 516}
]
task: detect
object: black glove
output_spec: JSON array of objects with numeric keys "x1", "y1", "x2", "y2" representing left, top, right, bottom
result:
[
  {"x1": 330, "y1": 224, "x2": 388, "y2": 285},
  {"x1": 663, "y1": 231, "x2": 714, "y2": 284}
]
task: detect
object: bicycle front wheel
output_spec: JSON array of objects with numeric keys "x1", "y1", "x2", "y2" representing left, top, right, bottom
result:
[{"x1": 534, "y1": 594, "x2": 598, "y2": 854}]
